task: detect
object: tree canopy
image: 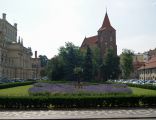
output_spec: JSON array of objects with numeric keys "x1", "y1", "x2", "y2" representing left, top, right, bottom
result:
[
  {"x1": 120, "y1": 49, "x2": 134, "y2": 79},
  {"x1": 46, "y1": 42, "x2": 121, "y2": 82}
]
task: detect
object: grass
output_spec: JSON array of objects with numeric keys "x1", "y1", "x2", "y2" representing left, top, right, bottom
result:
[
  {"x1": 0, "y1": 85, "x2": 32, "y2": 96},
  {"x1": 0, "y1": 83, "x2": 156, "y2": 97},
  {"x1": 130, "y1": 87, "x2": 156, "y2": 96}
]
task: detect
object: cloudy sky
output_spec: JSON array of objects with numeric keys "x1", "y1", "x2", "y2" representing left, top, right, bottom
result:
[{"x1": 0, "y1": 0, "x2": 156, "y2": 58}]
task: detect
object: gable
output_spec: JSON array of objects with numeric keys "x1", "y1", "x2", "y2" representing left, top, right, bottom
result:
[{"x1": 81, "y1": 35, "x2": 98, "y2": 48}]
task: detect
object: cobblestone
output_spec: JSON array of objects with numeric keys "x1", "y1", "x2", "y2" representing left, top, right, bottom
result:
[{"x1": 0, "y1": 108, "x2": 156, "y2": 119}]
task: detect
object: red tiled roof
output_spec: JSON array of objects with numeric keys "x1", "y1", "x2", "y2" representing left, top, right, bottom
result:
[
  {"x1": 139, "y1": 56, "x2": 156, "y2": 70},
  {"x1": 81, "y1": 35, "x2": 98, "y2": 48},
  {"x1": 98, "y1": 12, "x2": 115, "y2": 31}
]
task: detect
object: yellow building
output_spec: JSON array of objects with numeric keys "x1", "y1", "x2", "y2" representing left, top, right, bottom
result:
[
  {"x1": 32, "y1": 51, "x2": 41, "y2": 79},
  {"x1": 138, "y1": 56, "x2": 156, "y2": 80},
  {"x1": 0, "y1": 13, "x2": 40, "y2": 80}
]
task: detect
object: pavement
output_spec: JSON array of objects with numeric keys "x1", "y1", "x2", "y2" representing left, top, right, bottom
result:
[{"x1": 0, "y1": 108, "x2": 156, "y2": 119}]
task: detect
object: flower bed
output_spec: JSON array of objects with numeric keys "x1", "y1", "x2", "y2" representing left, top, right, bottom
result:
[{"x1": 29, "y1": 83, "x2": 132, "y2": 95}]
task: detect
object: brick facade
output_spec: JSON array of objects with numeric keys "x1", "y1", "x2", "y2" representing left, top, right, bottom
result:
[{"x1": 81, "y1": 12, "x2": 117, "y2": 58}]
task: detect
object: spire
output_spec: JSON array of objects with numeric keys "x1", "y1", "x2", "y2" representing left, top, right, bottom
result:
[
  {"x1": 101, "y1": 12, "x2": 111, "y2": 28},
  {"x1": 98, "y1": 11, "x2": 115, "y2": 31}
]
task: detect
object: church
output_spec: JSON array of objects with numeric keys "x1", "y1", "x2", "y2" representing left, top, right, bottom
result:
[{"x1": 81, "y1": 12, "x2": 117, "y2": 58}]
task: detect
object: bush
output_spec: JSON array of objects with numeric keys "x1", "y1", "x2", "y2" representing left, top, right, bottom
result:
[
  {"x1": 0, "y1": 95, "x2": 155, "y2": 109},
  {"x1": 0, "y1": 81, "x2": 36, "y2": 89},
  {"x1": 127, "y1": 83, "x2": 156, "y2": 90}
]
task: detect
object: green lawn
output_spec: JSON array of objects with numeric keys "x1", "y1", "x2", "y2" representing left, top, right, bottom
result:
[
  {"x1": 130, "y1": 87, "x2": 156, "y2": 96},
  {"x1": 0, "y1": 84, "x2": 156, "y2": 97},
  {"x1": 0, "y1": 85, "x2": 32, "y2": 96}
]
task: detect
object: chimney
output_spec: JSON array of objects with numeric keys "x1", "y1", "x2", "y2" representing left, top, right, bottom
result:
[
  {"x1": 18, "y1": 36, "x2": 20, "y2": 43},
  {"x1": 14, "y1": 23, "x2": 17, "y2": 28},
  {"x1": 21, "y1": 38, "x2": 23, "y2": 45},
  {"x1": 2, "y1": 13, "x2": 6, "y2": 20},
  {"x1": 35, "y1": 51, "x2": 37, "y2": 58}
]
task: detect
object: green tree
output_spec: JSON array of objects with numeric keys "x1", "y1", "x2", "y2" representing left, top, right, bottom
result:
[
  {"x1": 74, "y1": 67, "x2": 83, "y2": 87},
  {"x1": 100, "y1": 49, "x2": 120, "y2": 81},
  {"x1": 39, "y1": 55, "x2": 48, "y2": 67},
  {"x1": 59, "y1": 42, "x2": 83, "y2": 81},
  {"x1": 100, "y1": 63, "x2": 107, "y2": 81},
  {"x1": 83, "y1": 46, "x2": 93, "y2": 81},
  {"x1": 40, "y1": 69, "x2": 47, "y2": 78},
  {"x1": 38, "y1": 55, "x2": 48, "y2": 77},
  {"x1": 47, "y1": 56, "x2": 65, "y2": 80},
  {"x1": 92, "y1": 47, "x2": 101, "y2": 80},
  {"x1": 120, "y1": 49, "x2": 134, "y2": 79}
]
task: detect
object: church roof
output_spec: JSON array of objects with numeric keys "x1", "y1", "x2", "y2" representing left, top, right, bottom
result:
[
  {"x1": 81, "y1": 35, "x2": 98, "y2": 47},
  {"x1": 98, "y1": 12, "x2": 115, "y2": 31},
  {"x1": 139, "y1": 56, "x2": 156, "y2": 70}
]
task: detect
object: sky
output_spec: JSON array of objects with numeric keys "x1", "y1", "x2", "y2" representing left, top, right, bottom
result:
[{"x1": 0, "y1": 0, "x2": 156, "y2": 58}]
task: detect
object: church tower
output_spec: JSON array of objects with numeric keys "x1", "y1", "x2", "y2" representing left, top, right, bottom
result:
[{"x1": 97, "y1": 12, "x2": 117, "y2": 58}]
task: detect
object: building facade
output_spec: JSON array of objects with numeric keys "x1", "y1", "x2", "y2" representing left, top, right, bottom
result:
[
  {"x1": 132, "y1": 53, "x2": 145, "y2": 78},
  {"x1": 32, "y1": 51, "x2": 41, "y2": 79},
  {"x1": 81, "y1": 12, "x2": 117, "y2": 58},
  {"x1": 0, "y1": 13, "x2": 41, "y2": 80},
  {"x1": 148, "y1": 48, "x2": 156, "y2": 59},
  {"x1": 138, "y1": 56, "x2": 156, "y2": 80}
]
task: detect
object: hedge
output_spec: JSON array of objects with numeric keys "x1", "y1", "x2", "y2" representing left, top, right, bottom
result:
[
  {"x1": 0, "y1": 96, "x2": 156, "y2": 109},
  {"x1": 126, "y1": 83, "x2": 156, "y2": 90},
  {"x1": 0, "y1": 81, "x2": 36, "y2": 89}
]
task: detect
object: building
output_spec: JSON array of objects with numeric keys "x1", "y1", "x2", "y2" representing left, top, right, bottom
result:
[
  {"x1": 132, "y1": 53, "x2": 145, "y2": 78},
  {"x1": 138, "y1": 56, "x2": 156, "y2": 80},
  {"x1": 148, "y1": 48, "x2": 156, "y2": 59},
  {"x1": 0, "y1": 13, "x2": 41, "y2": 80},
  {"x1": 32, "y1": 51, "x2": 41, "y2": 79},
  {"x1": 81, "y1": 12, "x2": 117, "y2": 58}
]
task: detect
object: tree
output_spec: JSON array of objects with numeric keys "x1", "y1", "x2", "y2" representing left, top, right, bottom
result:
[
  {"x1": 46, "y1": 42, "x2": 84, "y2": 81},
  {"x1": 120, "y1": 49, "x2": 134, "y2": 79},
  {"x1": 83, "y1": 46, "x2": 93, "y2": 81},
  {"x1": 39, "y1": 55, "x2": 48, "y2": 67},
  {"x1": 40, "y1": 69, "x2": 47, "y2": 78},
  {"x1": 47, "y1": 55, "x2": 65, "y2": 80},
  {"x1": 74, "y1": 67, "x2": 83, "y2": 87},
  {"x1": 99, "y1": 63, "x2": 107, "y2": 81},
  {"x1": 100, "y1": 49, "x2": 120, "y2": 81},
  {"x1": 92, "y1": 47, "x2": 101, "y2": 80},
  {"x1": 59, "y1": 42, "x2": 83, "y2": 81}
]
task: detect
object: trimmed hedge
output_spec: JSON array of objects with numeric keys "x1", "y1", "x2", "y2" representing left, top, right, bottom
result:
[
  {"x1": 0, "y1": 81, "x2": 36, "y2": 89},
  {"x1": 127, "y1": 83, "x2": 156, "y2": 90},
  {"x1": 0, "y1": 96, "x2": 156, "y2": 109}
]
